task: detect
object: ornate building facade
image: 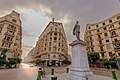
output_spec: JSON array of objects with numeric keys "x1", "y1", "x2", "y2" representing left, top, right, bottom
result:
[
  {"x1": 84, "y1": 12, "x2": 120, "y2": 59},
  {"x1": 0, "y1": 11, "x2": 22, "y2": 59},
  {"x1": 34, "y1": 20, "x2": 68, "y2": 66}
]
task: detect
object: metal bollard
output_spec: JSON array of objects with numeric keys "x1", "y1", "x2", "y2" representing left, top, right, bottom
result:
[
  {"x1": 51, "y1": 75, "x2": 57, "y2": 80},
  {"x1": 36, "y1": 70, "x2": 42, "y2": 80},
  {"x1": 66, "y1": 68, "x2": 69, "y2": 73},
  {"x1": 111, "y1": 70, "x2": 117, "y2": 80},
  {"x1": 51, "y1": 69, "x2": 54, "y2": 75}
]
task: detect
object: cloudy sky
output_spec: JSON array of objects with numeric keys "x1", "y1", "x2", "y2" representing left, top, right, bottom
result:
[{"x1": 0, "y1": 0, "x2": 119, "y2": 58}]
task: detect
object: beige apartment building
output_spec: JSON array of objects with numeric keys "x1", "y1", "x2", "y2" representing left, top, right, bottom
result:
[
  {"x1": 84, "y1": 12, "x2": 120, "y2": 59},
  {"x1": 34, "y1": 20, "x2": 68, "y2": 66},
  {"x1": 0, "y1": 11, "x2": 22, "y2": 59}
]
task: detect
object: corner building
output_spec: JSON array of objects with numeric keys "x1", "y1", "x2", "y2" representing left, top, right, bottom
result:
[
  {"x1": 34, "y1": 21, "x2": 68, "y2": 66},
  {"x1": 84, "y1": 12, "x2": 120, "y2": 59},
  {"x1": 0, "y1": 11, "x2": 22, "y2": 58}
]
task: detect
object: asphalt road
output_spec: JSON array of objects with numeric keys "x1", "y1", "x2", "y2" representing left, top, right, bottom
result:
[{"x1": 0, "y1": 63, "x2": 120, "y2": 80}]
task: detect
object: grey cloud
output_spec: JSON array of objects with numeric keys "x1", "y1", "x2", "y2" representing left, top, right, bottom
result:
[
  {"x1": 23, "y1": 44, "x2": 33, "y2": 48},
  {"x1": 0, "y1": 0, "x2": 119, "y2": 41},
  {"x1": 23, "y1": 30, "x2": 37, "y2": 37}
]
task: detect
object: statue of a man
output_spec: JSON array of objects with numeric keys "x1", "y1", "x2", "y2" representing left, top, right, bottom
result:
[{"x1": 73, "y1": 21, "x2": 80, "y2": 40}]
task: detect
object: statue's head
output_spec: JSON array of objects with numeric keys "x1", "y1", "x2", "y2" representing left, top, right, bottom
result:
[{"x1": 76, "y1": 21, "x2": 79, "y2": 24}]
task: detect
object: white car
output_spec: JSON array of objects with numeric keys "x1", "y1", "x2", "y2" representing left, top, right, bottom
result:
[{"x1": 30, "y1": 64, "x2": 34, "y2": 67}]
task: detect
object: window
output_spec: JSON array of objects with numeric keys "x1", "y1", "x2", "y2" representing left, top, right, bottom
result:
[
  {"x1": 106, "y1": 39, "x2": 109, "y2": 42},
  {"x1": 110, "y1": 25, "x2": 114, "y2": 28},
  {"x1": 55, "y1": 28, "x2": 57, "y2": 31},
  {"x1": 111, "y1": 31, "x2": 116, "y2": 36},
  {"x1": 100, "y1": 47, "x2": 104, "y2": 51},
  {"x1": 109, "y1": 52, "x2": 112, "y2": 56},
  {"x1": 91, "y1": 48, "x2": 94, "y2": 52},
  {"x1": 59, "y1": 29, "x2": 61, "y2": 32},
  {"x1": 49, "y1": 42, "x2": 52, "y2": 46},
  {"x1": 50, "y1": 33, "x2": 52, "y2": 36},
  {"x1": 2, "y1": 43, "x2": 4, "y2": 47},
  {"x1": 90, "y1": 42, "x2": 93, "y2": 46},
  {"x1": 12, "y1": 19, "x2": 17, "y2": 23},
  {"x1": 114, "y1": 38, "x2": 118, "y2": 42},
  {"x1": 96, "y1": 25, "x2": 99, "y2": 28},
  {"x1": 44, "y1": 48, "x2": 46, "y2": 51},
  {"x1": 102, "y1": 23, "x2": 105, "y2": 25},
  {"x1": 98, "y1": 35, "x2": 101, "y2": 39},
  {"x1": 50, "y1": 37, "x2": 52, "y2": 40},
  {"x1": 54, "y1": 37, "x2": 57, "y2": 40},
  {"x1": 97, "y1": 30, "x2": 100, "y2": 32},
  {"x1": 103, "y1": 27, "x2": 107, "y2": 30},
  {"x1": 99, "y1": 41, "x2": 102, "y2": 44},
  {"x1": 58, "y1": 48, "x2": 60, "y2": 51},
  {"x1": 106, "y1": 44, "x2": 111, "y2": 50},
  {"x1": 104, "y1": 33, "x2": 108, "y2": 37},
  {"x1": 53, "y1": 47, "x2": 56, "y2": 51},
  {"x1": 0, "y1": 29, "x2": 2, "y2": 34},
  {"x1": 118, "y1": 53, "x2": 120, "y2": 56},
  {"x1": 54, "y1": 33, "x2": 57, "y2": 36},
  {"x1": 88, "y1": 27, "x2": 91, "y2": 29},
  {"x1": 117, "y1": 16, "x2": 120, "y2": 20},
  {"x1": 51, "y1": 28, "x2": 52, "y2": 31},
  {"x1": 54, "y1": 41, "x2": 57, "y2": 46},
  {"x1": 89, "y1": 31, "x2": 91, "y2": 34},
  {"x1": 59, "y1": 43, "x2": 60, "y2": 47},
  {"x1": 101, "y1": 53, "x2": 104, "y2": 59},
  {"x1": 109, "y1": 20, "x2": 112, "y2": 23},
  {"x1": 8, "y1": 44, "x2": 11, "y2": 48},
  {"x1": 49, "y1": 47, "x2": 51, "y2": 51},
  {"x1": 118, "y1": 22, "x2": 120, "y2": 25},
  {"x1": 53, "y1": 55, "x2": 56, "y2": 58},
  {"x1": 90, "y1": 36, "x2": 92, "y2": 40}
]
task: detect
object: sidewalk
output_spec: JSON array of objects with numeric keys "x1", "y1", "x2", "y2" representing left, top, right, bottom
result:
[{"x1": 42, "y1": 73, "x2": 120, "y2": 80}]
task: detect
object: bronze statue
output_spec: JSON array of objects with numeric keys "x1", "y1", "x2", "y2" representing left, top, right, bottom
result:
[{"x1": 73, "y1": 21, "x2": 80, "y2": 40}]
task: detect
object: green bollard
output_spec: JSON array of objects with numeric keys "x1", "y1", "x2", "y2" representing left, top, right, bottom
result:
[
  {"x1": 51, "y1": 75, "x2": 57, "y2": 80},
  {"x1": 51, "y1": 69, "x2": 54, "y2": 75},
  {"x1": 111, "y1": 70, "x2": 117, "y2": 80},
  {"x1": 66, "y1": 68, "x2": 69, "y2": 73},
  {"x1": 36, "y1": 70, "x2": 42, "y2": 80}
]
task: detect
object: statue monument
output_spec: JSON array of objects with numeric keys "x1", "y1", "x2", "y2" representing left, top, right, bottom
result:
[
  {"x1": 69, "y1": 21, "x2": 95, "y2": 80},
  {"x1": 73, "y1": 21, "x2": 80, "y2": 40}
]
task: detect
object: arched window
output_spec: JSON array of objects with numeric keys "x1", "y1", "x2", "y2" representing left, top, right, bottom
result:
[
  {"x1": 53, "y1": 55, "x2": 56, "y2": 58},
  {"x1": 104, "y1": 33, "x2": 108, "y2": 37},
  {"x1": 111, "y1": 31, "x2": 116, "y2": 36},
  {"x1": 12, "y1": 19, "x2": 17, "y2": 23}
]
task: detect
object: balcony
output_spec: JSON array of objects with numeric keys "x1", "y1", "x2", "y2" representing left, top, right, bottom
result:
[
  {"x1": 114, "y1": 42, "x2": 120, "y2": 52},
  {"x1": 2, "y1": 39, "x2": 13, "y2": 43},
  {"x1": 5, "y1": 32, "x2": 14, "y2": 37},
  {"x1": 98, "y1": 38, "x2": 103, "y2": 41},
  {"x1": 111, "y1": 34, "x2": 118, "y2": 38},
  {"x1": 7, "y1": 26, "x2": 16, "y2": 32},
  {"x1": 98, "y1": 44, "x2": 104, "y2": 47},
  {"x1": 114, "y1": 48, "x2": 120, "y2": 52}
]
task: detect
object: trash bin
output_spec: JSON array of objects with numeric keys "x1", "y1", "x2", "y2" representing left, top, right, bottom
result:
[
  {"x1": 51, "y1": 75, "x2": 57, "y2": 80},
  {"x1": 111, "y1": 70, "x2": 117, "y2": 80}
]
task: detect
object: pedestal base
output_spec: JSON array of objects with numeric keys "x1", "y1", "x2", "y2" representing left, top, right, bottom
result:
[
  {"x1": 69, "y1": 40, "x2": 95, "y2": 80},
  {"x1": 69, "y1": 69, "x2": 95, "y2": 80}
]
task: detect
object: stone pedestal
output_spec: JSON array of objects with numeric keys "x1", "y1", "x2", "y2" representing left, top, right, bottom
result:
[{"x1": 69, "y1": 40, "x2": 95, "y2": 80}]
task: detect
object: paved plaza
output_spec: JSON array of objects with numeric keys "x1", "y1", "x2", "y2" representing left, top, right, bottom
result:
[{"x1": 0, "y1": 63, "x2": 120, "y2": 80}]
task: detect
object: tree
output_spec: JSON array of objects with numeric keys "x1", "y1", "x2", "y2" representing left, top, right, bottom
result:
[
  {"x1": 109, "y1": 53, "x2": 116, "y2": 60},
  {"x1": 35, "y1": 59, "x2": 42, "y2": 65},
  {"x1": 62, "y1": 59, "x2": 71, "y2": 65},
  {"x1": 101, "y1": 60, "x2": 111, "y2": 69},
  {"x1": 88, "y1": 52, "x2": 100, "y2": 64}
]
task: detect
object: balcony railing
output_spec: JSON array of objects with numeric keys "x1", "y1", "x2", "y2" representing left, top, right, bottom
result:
[
  {"x1": 5, "y1": 32, "x2": 14, "y2": 37},
  {"x1": 2, "y1": 39, "x2": 13, "y2": 43},
  {"x1": 7, "y1": 26, "x2": 16, "y2": 32}
]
